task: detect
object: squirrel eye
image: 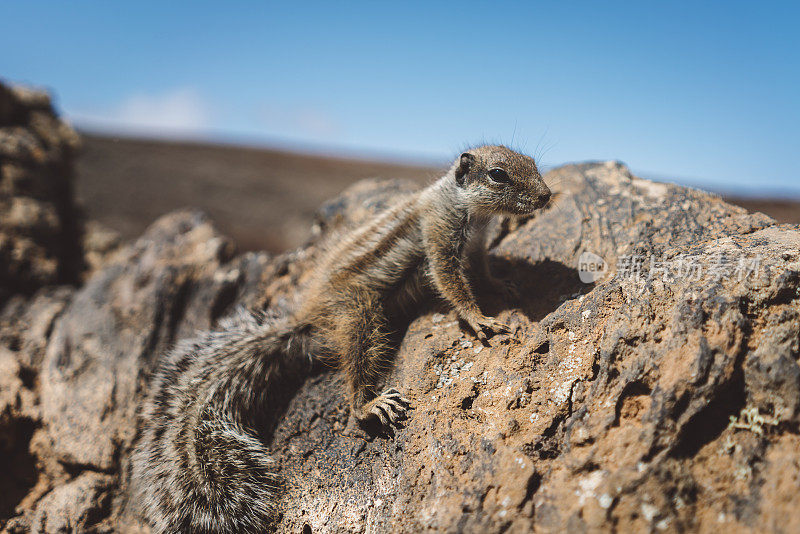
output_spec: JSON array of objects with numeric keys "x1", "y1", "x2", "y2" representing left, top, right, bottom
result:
[{"x1": 488, "y1": 168, "x2": 510, "y2": 183}]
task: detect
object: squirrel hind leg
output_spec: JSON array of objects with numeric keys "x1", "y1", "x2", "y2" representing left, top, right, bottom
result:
[
  {"x1": 330, "y1": 289, "x2": 412, "y2": 428},
  {"x1": 357, "y1": 388, "x2": 412, "y2": 427}
]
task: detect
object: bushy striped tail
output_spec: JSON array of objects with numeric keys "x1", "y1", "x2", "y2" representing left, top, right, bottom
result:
[{"x1": 131, "y1": 309, "x2": 306, "y2": 533}]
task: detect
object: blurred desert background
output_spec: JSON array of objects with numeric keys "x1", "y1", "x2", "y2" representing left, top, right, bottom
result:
[
  {"x1": 75, "y1": 133, "x2": 436, "y2": 252},
  {"x1": 75, "y1": 132, "x2": 799, "y2": 254}
]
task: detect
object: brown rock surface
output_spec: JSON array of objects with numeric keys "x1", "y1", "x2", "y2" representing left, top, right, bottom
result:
[
  {"x1": 0, "y1": 81, "x2": 83, "y2": 301},
  {"x1": 1, "y1": 157, "x2": 799, "y2": 532}
]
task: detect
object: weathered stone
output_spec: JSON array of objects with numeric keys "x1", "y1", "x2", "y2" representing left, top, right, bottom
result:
[
  {"x1": 8, "y1": 86, "x2": 52, "y2": 111},
  {"x1": 11, "y1": 472, "x2": 114, "y2": 534},
  {"x1": 1, "y1": 156, "x2": 799, "y2": 532},
  {"x1": 81, "y1": 221, "x2": 122, "y2": 275},
  {"x1": 0, "y1": 81, "x2": 83, "y2": 301}
]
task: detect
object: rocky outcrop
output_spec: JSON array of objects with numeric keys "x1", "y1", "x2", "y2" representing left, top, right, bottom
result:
[
  {"x1": 0, "y1": 153, "x2": 798, "y2": 532},
  {"x1": 268, "y1": 165, "x2": 799, "y2": 533},
  {"x1": 0, "y1": 81, "x2": 83, "y2": 302},
  {"x1": 0, "y1": 210, "x2": 272, "y2": 533}
]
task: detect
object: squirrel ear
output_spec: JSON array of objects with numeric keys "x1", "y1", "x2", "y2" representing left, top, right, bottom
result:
[{"x1": 455, "y1": 152, "x2": 475, "y2": 186}]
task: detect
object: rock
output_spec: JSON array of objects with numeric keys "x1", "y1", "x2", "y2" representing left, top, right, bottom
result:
[
  {"x1": 1, "y1": 210, "x2": 271, "y2": 532},
  {"x1": 23, "y1": 473, "x2": 113, "y2": 534},
  {"x1": 81, "y1": 221, "x2": 122, "y2": 274},
  {"x1": 0, "y1": 81, "x2": 83, "y2": 302},
  {"x1": 0, "y1": 159, "x2": 798, "y2": 533}
]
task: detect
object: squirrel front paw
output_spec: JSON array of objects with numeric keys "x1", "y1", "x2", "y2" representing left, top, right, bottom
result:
[
  {"x1": 465, "y1": 313, "x2": 510, "y2": 342},
  {"x1": 356, "y1": 388, "x2": 412, "y2": 428}
]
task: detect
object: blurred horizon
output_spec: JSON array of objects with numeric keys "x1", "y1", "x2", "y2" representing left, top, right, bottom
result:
[
  {"x1": 67, "y1": 128, "x2": 800, "y2": 199},
  {"x1": 2, "y1": 1, "x2": 798, "y2": 197}
]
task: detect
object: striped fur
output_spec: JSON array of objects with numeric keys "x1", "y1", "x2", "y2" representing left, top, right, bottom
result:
[
  {"x1": 131, "y1": 146, "x2": 550, "y2": 532},
  {"x1": 131, "y1": 310, "x2": 308, "y2": 533}
]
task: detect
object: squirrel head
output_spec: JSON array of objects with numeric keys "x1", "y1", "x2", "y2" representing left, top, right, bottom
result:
[{"x1": 453, "y1": 145, "x2": 551, "y2": 217}]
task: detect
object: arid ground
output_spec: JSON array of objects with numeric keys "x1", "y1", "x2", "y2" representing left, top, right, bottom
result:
[{"x1": 75, "y1": 134, "x2": 799, "y2": 253}]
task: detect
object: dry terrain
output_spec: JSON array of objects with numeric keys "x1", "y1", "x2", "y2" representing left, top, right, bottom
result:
[{"x1": 75, "y1": 134, "x2": 436, "y2": 252}]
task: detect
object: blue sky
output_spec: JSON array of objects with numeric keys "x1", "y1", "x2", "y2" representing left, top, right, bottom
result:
[{"x1": 2, "y1": 1, "x2": 798, "y2": 196}]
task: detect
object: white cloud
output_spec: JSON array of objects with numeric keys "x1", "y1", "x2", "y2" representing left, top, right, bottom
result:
[
  {"x1": 69, "y1": 88, "x2": 210, "y2": 136},
  {"x1": 68, "y1": 90, "x2": 343, "y2": 147},
  {"x1": 259, "y1": 104, "x2": 340, "y2": 141}
]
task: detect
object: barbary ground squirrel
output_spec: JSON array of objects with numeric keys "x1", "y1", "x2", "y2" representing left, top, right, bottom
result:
[{"x1": 131, "y1": 145, "x2": 551, "y2": 533}]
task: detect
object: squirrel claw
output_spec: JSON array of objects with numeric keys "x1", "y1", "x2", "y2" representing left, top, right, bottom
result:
[
  {"x1": 466, "y1": 314, "x2": 510, "y2": 342},
  {"x1": 360, "y1": 388, "x2": 412, "y2": 429}
]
